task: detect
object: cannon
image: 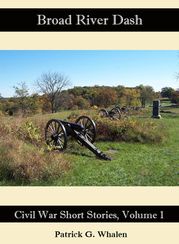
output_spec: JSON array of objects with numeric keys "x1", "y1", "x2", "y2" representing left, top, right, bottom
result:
[
  {"x1": 99, "y1": 106, "x2": 131, "y2": 119},
  {"x1": 99, "y1": 107, "x2": 121, "y2": 119},
  {"x1": 45, "y1": 115, "x2": 111, "y2": 160}
]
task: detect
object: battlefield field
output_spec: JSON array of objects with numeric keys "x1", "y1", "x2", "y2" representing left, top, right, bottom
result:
[{"x1": 0, "y1": 103, "x2": 179, "y2": 186}]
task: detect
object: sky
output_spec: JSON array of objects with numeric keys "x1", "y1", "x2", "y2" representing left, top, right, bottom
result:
[{"x1": 0, "y1": 50, "x2": 179, "y2": 97}]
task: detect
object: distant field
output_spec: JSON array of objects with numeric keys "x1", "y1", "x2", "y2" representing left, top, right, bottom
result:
[{"x1": 0, "y1": 106, "x2": 179, "y2": 186}]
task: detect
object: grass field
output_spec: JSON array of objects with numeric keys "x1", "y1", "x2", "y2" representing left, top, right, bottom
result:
[{"x1": 0, "y1": 106, "x2": 179, "y2": 186}]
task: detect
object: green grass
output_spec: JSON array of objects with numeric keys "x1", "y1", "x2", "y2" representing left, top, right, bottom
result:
[
  {"x1": 37, "y1": 110, "x2": 179, "y2": 186},
  {"x1": 0, "y1": 108, "x2": 179, "y2": 186},
  {"x1": 51, "y1": 120, "x2": 179, "y2": 186}
]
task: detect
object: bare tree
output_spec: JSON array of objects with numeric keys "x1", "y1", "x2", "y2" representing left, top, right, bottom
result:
[{"x1": 36, "y1": 72, "x2": 70, "y2": 113}]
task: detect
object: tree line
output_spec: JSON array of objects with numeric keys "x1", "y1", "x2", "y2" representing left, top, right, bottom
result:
[{"x1": 0, "y1": 72, "x2": 178, "y2": 116}]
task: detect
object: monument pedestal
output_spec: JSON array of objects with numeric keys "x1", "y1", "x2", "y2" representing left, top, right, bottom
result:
[{"x1": 152, "y1": 100, "x2": 161, "y2": 119}]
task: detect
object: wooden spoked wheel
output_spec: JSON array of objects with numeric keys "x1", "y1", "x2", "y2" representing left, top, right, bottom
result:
[
  {"x1": 75, "y1": 116, "x2": 96, "y2": 143},
  {"x1": 45, "y1": 119, "x2": 67, "y2": 151},
  {"x1": 110, "y1": 107, "x2": 122, "y2": 119},
  {"x1": 99, "y1": 109, "x2": 109, "y2": 118}
]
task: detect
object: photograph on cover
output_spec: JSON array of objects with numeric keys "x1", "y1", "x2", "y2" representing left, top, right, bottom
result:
[{"x1": 0, "y1": 50, "x2": 178, "y2": 186}]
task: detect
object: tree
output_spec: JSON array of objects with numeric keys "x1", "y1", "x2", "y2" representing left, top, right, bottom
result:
[
  {"x1": 119, "y1": 88, "x2": 140, "y2": 106},
  {"x1": 137, "y1": 85, "x2": 155, "y2": 107},
  {"x1": 57, "y1": 91, "x2": 75, "y2": 110},
  {"x1": 14, "y1": 82, "x2": 30, "y2": 115},
  {"x1": 36, "y1": 72, "x2": 70, "y2": 113},
  {"x1": 39, "y1": 94, "x2": 51, "y2": 113},
  {"x1": 94, "y1": 87, "x2": 118, "y2": 107},
  {"x1": 171, "y1": 90, "x2": 179, "y2": 104},
  {"x1": 74, "y1": 95, "x2": 90, "y2": 109},
  {"x1": 161, "y1": 87, "x2": 175, "y2": 99}
]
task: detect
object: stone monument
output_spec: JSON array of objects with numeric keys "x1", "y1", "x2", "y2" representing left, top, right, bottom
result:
[{"x1": 152, "y1": 100, "x2": 161, "y2": 119}]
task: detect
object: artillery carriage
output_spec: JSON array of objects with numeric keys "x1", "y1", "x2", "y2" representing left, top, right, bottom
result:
[
  {"x1": 99, "y1": 106, "x2": 132, "y2": 119},
  {"x1": 45, "y1": 115, "x2": 111, "y2": 160},
  {"x1": 99, "y1": 107, "x2": 121, "y2": 119}
]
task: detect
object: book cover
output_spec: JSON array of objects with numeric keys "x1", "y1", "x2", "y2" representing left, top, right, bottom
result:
[{"x1": 0, "y1": 1, "x2": 178, "y2": 243}]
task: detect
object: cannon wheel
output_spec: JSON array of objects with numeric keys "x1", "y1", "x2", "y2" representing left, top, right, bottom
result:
[
  {"x1": 99, "y1": 109, "x2": 108, "y2": 118},
  {"x1": 75, "y1": 116, "x2": 96, "y2": 143},
  {"x1": 45, "y1": 119, "x2": 67, "y2": 151},
  {"x1": 115, "y1": 106, "x2": 121, "y2": 110},
  {"x1": 110, "y1": 107, "x2": 121, "y2": 119}
]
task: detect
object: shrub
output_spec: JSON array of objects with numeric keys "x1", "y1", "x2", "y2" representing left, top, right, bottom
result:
[
  {"x1": 0, "y1": 117, "x2": 70, "y2": 184},
  {"x1": 65, "y1": 111, "x2": 166, "y2": 144},
  {"x1": 0, "y1": 110, "x2": 4, "y2": 117},
  {"x1": 0, "y1": 137, "x2": 70, "y2": 184},
  {"x1": 95, "y1": 116, "x2": 167, "y2": 143},
  {"x1": 17, "y1": 121, "x2": 41, "y2": 146}
]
